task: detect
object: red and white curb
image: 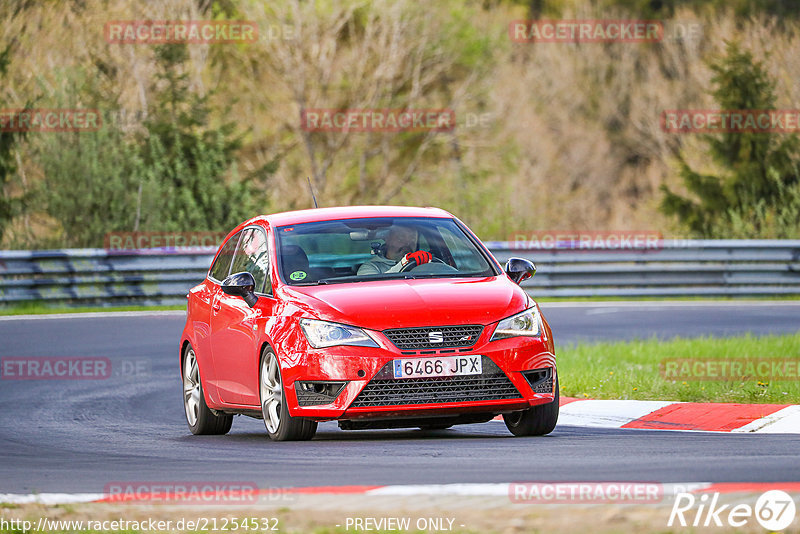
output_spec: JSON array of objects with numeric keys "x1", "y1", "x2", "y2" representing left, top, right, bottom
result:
[
  {"x1": 539, "y1": 397, "x2": 800, "y2": 433},
  {"x1": 4, "y1": 482, "x2": 800, "y2": 505}
]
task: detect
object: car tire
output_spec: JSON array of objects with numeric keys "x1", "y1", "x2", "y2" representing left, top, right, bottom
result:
[
  {"x1": 183, "y1": 344, "x2": 233, "y2": 435},
  {"x1": 260, "y1": 347, "x2": 317, "y2": 441},
  {"x1": 503, "y1": 375, "x2": 559, "y2": 437}
]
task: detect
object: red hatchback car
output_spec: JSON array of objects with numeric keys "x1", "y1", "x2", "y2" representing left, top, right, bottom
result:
[{"x1": 180, "y1": 206, "x2": 558, "y2": 440}]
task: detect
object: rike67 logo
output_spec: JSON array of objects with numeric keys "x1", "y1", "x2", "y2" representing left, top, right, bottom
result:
[{"x1": 669, "y1": 490, "x2": 797, "y2": 530}]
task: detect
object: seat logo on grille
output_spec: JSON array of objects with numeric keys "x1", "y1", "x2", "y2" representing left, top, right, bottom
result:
[{"x1": 428, "y1": 331, "x2": 444, "y2": 343}]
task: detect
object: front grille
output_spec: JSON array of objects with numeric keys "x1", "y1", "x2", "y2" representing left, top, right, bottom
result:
[
  {"x1": 383, "y1": 325, "x2": 483, "y2": 350},
  {"x1": 350, "y1": 356, "x2": 522, "y2": 408}
]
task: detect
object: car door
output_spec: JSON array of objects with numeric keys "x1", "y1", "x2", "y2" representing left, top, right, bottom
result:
[
  {"x1": 195, "y1": 231, "x2": 241, "y2": 402},
  {"x1": 209, "y1": 226, "x2": 273, "y2": 406}
]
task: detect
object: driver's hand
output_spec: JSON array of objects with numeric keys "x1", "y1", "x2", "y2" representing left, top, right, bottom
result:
[{"x1": 401, "y1": 250, "x2": 432, "y2": 267}]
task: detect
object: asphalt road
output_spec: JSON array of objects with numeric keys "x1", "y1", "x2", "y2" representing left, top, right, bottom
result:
[
  {"x1": 0, "y1": 303, "x2": 798, "y2": 493},
  {"x1": 540, "y1": 301, "x2": 800, "y2": 343}
]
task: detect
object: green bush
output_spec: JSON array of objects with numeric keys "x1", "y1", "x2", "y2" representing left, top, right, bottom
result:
[
  {"x1": 36, "y1": 44, "x2": 274, "y2": 248},
  {"x1": 0, "y1": 44, "x2": 29, "y2": 245},
  {"x1": 660, "y1": 42, "x2": 800, "y2": 238}
]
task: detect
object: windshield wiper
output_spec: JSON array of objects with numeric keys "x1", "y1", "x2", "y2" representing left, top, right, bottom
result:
[
  {"x1": 310, "y1": 273, "x2": 418, "y2": 285},
  {"x1": 408, "y1": 273, "x2": 472, "y2": 278},
  {"x1": 313, "y1": 275, "x2": 369, "y2": 285}
]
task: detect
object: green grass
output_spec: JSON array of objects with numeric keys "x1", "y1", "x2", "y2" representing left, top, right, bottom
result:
[
  {"x1": 0, "y1": 303, "x2": 185, "y2": 316},
  {"x1": 558, "y1": 333, "x2": 800, "y2": 404}
]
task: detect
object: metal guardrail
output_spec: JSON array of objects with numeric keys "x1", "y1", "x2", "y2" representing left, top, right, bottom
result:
[
  {"x1": 488, "y1": 239, "x2": 800, "y2": 297},
  {"x1": 1, "y1": 240, "x2": 799, "y2": 306},
  {"x1": 0, "y1": 248, "x2": 215, "y2": 306}
]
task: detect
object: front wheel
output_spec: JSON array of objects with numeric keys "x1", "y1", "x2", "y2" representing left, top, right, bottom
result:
[
  {"x1": 260, "y1": 347, "x2": 317, "y2": 441},
  {"x1": 183, "y1": 345, "x2": 233, "y2": 435},
  {"x1": 503, "y1": 376, "x2": 559, "y2": 436}
]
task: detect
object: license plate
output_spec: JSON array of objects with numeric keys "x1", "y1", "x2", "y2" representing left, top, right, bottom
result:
[{"x1": 393, "y1": 356, "x2": 482, "y2": 379}]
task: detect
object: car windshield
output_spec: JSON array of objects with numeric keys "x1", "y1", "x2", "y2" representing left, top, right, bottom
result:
[{"x1": 275, "y1": 217, "x2": 496, "y2": 285}]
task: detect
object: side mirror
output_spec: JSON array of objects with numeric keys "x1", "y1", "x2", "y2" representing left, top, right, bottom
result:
[
  {"x1": 221, "y1": 271, "x2": 259, "y2": 307},
  {"x1": 504, "y1": 258, "x2": 536, "y2": 284}
]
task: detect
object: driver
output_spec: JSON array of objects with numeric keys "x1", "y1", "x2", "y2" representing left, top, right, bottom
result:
[{"x1": 357, "y1": 224, "x2": 432, "y2": 275}]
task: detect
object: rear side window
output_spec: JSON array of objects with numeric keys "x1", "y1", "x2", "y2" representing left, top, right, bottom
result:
[
  {"x1": 229, "y1": 227, "x2": 271, "y2": 294},
  {"x1": 209, "y1": 231, "x2": 241, "y2": 281}
]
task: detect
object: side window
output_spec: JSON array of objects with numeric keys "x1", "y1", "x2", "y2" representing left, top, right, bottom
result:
[
  {"x1": 209, "y1": 231, "x2": 241, "y2": 281},
  {"x1": 229, "y1": 228, "x2": 271, "y2": 294}
]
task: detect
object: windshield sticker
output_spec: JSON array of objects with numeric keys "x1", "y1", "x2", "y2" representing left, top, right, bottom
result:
[{"x1": 289, "y1": 270, "x2": 307, "y2": 281}]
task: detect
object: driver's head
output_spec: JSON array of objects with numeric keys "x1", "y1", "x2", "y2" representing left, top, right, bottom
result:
[
  {"x1": 243, "y1": 230, "x2": 265, "y2": 256},
  {"x1": 384, "y1": 224, "x2": 418, "y2": 260}
]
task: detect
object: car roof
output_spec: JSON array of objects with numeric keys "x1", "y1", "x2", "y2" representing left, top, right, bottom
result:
[{"x1": 246, "y1": 205, "x2": 454, "y2": 227}]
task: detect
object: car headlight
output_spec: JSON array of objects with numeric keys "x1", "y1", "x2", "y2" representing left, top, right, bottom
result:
[
  {"x1": 299, "y1": 319, "x2": 379, "y2": 348},
  {"x1": 491, "y1": 307, "x2": 541, "y2": 340}
]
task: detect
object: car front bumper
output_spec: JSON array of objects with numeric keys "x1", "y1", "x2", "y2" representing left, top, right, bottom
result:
[{"x1": 282, "y1": 334, "x2": 557, "y2": 421}]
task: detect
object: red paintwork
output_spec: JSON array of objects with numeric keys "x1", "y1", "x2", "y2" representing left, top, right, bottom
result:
[
  {"x1": 180, "y1": 206, "x2": 557, "y2": 421},
  {"x1": 621, "y1": 402, "x2": 790, "y2": 431}
]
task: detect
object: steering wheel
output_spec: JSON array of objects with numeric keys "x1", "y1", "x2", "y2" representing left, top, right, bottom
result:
[{"x1": 399, "y1": 254, "x2": 448, "y2": 272}]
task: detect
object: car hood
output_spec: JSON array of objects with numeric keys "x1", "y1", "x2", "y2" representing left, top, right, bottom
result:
[{"x1": 281, "y1": 276, "x2": 528, "y2": 331}]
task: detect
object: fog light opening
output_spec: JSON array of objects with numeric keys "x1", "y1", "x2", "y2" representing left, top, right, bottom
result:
[
  {"x1": 295, "y1": 380, "x2": 348, "y2": 406},
  {"x1": 521, "y1": 368, "x2": 554, "y2": 394}
]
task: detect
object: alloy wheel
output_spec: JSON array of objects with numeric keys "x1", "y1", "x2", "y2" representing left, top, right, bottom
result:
[
  {"x1": 183, "y1": 348, "x2": 201, "y2": 426},
  {"x1": 261, "y1": 351, "x2": 283, "y2": 433}
]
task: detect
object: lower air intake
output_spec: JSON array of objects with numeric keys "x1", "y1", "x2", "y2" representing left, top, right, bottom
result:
[
  {"x1": 350, "y1": 356, "x2": 522, "y2": 408},
  {"x1": 522, "y1": 368, "x2": 554, "y2": 394}
]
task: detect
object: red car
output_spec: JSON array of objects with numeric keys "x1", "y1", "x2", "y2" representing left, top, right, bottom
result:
[{"x1": 180, "y1": 206, "x2": 558, "y2": 440}]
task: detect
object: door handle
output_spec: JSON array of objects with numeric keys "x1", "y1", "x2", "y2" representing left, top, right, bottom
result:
[{"x1": 212, "y1": 303, "x2": 221, "y2": 312}]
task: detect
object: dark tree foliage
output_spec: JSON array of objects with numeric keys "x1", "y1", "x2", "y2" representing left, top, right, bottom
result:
[
  {"x1": 660, "y1": 42, "x2": 800, "y2": 237},
  {"x1": 39, "y1": 43, "x2": 275, "y2": 247},
  {"x1": 581, "y1": 0, "x2": 799, "y2": 18},
  {"x1": 496, "y1": 0, "x2": 800, "y2": 18},
  {"x1": 0, "y1": 43, "x2": 30, "y2": 244},
  {"x1": 135, "y1": 44, "x2": 258, "y2": 232}
]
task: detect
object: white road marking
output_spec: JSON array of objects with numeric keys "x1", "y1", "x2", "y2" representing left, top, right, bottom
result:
[
  {"x1": 558, "y1": 399, "x2": 674, "y2": 428},
  {"x1": 733, "y1": 405, "x2": 800, "y2": 434}
]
